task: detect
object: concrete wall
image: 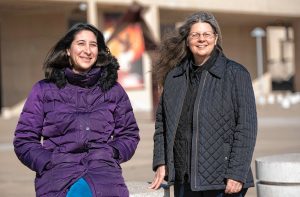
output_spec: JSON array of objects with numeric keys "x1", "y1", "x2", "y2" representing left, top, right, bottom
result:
[
  {"x1": 126, "y1": 53, "x2": 153, "y2": 112},
  {"x1": 1, "y1": 11, "x2": 67, "y2": 106},
  {"x1": 85, "y1": 0, "x2": 300, "y2": 16},
  {"x1": 222, "y1": 25, "x2": 261, "y2": 79}
]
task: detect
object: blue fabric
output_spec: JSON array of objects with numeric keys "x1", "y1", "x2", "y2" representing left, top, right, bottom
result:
[{"x1": 66, "y1": 178, "x2": 92, "y2": 197}]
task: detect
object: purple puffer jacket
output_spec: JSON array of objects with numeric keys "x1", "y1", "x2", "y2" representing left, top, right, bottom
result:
[{"x1": 14, "y1": 67, "x2": 140, "y2": 197}]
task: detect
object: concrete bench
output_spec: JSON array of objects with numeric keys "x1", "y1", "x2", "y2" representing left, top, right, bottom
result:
[
  {"x1": 127, "y1": 181, "x2": 172, "y2": 197},
  {"x1": 256, "y1": 153, "x2": 300, "y2": 197}
]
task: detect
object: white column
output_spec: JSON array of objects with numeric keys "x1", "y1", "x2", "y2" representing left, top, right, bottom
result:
[
  {"x1": 141, "y1": 5, "x2": 160, "y2": 115},
  {"x1": 87, "y1": 0, "x2": 98, "y2": 27},
  {"x1": 143, "y1": 5, "x2": 160, "y2": 42}
]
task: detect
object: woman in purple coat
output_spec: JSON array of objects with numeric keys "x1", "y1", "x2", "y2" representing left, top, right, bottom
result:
[{"x1": 13, "y1": 23, "x2": 140, "y2": 197}]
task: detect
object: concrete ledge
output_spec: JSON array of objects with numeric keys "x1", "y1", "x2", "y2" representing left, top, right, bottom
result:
[
  {"x1": 256, "y1": 153, "x2": 300, "y2": 183},
  {"x1": 257, "y1": 183, "x2": 300, "y2": 197},
  {"x1": 127, "y1": 181, "x2": 170, "y2": 197}
]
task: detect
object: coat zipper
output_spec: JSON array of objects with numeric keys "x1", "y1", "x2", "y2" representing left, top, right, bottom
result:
[{"x1": 194, "y1": 71, "x2": 208, "y2": 189}]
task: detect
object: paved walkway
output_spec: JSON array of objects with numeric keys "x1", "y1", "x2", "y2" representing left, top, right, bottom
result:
[{"x1": 1, "y1": 103, "x2": 300, "y2": 196}]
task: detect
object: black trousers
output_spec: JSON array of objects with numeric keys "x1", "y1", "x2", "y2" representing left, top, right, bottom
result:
[{"x1": 174, "y1": 182, "x2": 248, "y2": 197}]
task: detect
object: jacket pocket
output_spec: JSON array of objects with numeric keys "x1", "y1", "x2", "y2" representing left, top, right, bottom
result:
[
  {"x1": 106, "y1": 144, "x2": 122, "y2": 169},
  {"x1": 223, "y1": 143, "x2": 231, "y2": 172},
  {"x1": 214, "y1": 143, "x2": 231, "y2": 184},
  {"x1": 81, "y1": 144, "x2": 121, "y2": 169}
]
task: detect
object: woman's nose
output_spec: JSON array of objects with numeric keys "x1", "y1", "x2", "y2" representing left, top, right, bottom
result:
[
  {"x1": 198, "y1": 34, "x2": 206, "y2": 41},
  {"x1": 84, "y1": 45, "x2": 91, "y2": 54}
]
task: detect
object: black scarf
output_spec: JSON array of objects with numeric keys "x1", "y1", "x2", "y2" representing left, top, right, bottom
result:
[{"x1": 65, "y1": 67, "x2": 102, "y2": 88}]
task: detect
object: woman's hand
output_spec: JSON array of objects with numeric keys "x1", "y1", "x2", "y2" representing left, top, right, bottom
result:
[
  {"x1": 148, "y1": 165, "x2": 167, "y2": 190},
  {"x1": 225, "y1": 179, "x2": 243, "y2": 194}
]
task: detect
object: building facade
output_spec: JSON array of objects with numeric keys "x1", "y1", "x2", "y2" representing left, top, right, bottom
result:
[{"x1": 1, "y1": 0, "x2": 300, "y2": 114}]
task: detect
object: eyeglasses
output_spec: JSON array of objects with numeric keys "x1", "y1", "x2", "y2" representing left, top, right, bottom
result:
[{"x1": 188, "y1": 32, "x2": 216, "y2": 40}]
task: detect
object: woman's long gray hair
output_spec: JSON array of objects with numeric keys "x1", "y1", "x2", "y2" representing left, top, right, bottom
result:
[{"x1": 153, "y1": 11, "x2": 222, "y2": 87}]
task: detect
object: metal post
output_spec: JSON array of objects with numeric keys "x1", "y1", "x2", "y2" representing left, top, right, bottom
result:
[
  {"x1": 256, "y1": 36, "x2": 264, "y2": 81},
  {"x1": 251, "y1": 27, "x2": 266, "y2": 97}
]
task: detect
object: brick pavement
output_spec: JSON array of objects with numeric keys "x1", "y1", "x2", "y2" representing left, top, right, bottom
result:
[{"x1": 1, "y1": 103, "x2": 300, "y2": 196}]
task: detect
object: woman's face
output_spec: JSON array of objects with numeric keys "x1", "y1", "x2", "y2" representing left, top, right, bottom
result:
[
  {"x1": 187, "y1": 22, "x2": 218, "y2": 65},
  {"x1": 67, "y1": 30, "x2": 98, "y2": 73}
]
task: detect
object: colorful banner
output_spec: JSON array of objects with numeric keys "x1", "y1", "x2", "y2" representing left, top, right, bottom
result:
[{"x1": 104, "y1": 13, "x2": 145, "y2": 89}]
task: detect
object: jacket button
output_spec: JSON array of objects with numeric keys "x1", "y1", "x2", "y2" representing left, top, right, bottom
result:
[
  {"x1": 225, "y1": 157, "x2": 228, "y2": 160},
  {"x1": 86, "y1": 127, "x2": 90, "y2": 131}
]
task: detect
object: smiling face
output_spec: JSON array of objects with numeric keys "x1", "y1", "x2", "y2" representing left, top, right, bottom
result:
[
  {"x1": 67, "y1": 30, "x2": 98, "y2": 73},
  {"x1": 187, "y1": 22, "x2": 218, "y2": 66}
]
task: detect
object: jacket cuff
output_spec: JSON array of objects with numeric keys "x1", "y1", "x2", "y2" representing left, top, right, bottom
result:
[
  {"x1": 152, "y1": 159, "x2": 165, "y2": 171},
  {"x1": 224, "y1": 173, "x2": 246, "y2": 184},
  {"x1": 112, "y1": 147, "x2": 120, "y2": 159},
  {"x1": 108, "y1": 141, "x2": 126, "y2": 163}
]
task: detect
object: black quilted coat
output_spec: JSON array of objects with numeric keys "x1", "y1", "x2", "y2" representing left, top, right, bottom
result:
[{"x1": 152, "y1": 52, "x2": 257, "y2": 191}]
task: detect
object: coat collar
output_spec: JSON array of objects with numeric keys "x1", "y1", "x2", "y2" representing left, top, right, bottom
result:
[
  {"x1": 172, "y1": 59, "x2": 189, "y2": 77},
  {"x1": 172, "y1": 50, "x2": 227, "y2": 79},
  {"x1": 208, "y1": 52, "x2": 227, "y2": 79}
]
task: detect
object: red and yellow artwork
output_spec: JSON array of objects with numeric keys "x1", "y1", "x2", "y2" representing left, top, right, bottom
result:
[{"x1": 105, "y1": 20, "x2": 145, "y2": 89}]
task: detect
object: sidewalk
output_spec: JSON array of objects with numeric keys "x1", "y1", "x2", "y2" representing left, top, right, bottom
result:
[{"x1": 1, "y1": 103, "x2": 300, "y2": 196}]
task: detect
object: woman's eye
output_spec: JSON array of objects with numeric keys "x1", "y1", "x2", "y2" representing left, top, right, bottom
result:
[{"x1": 90, "y1": 43, "x2": 98, "y2": 47}]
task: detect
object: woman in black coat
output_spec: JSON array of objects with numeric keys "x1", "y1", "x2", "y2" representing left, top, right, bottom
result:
[{"x1": 149, "y1": 11, "x2": 257, "y2": 197}]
